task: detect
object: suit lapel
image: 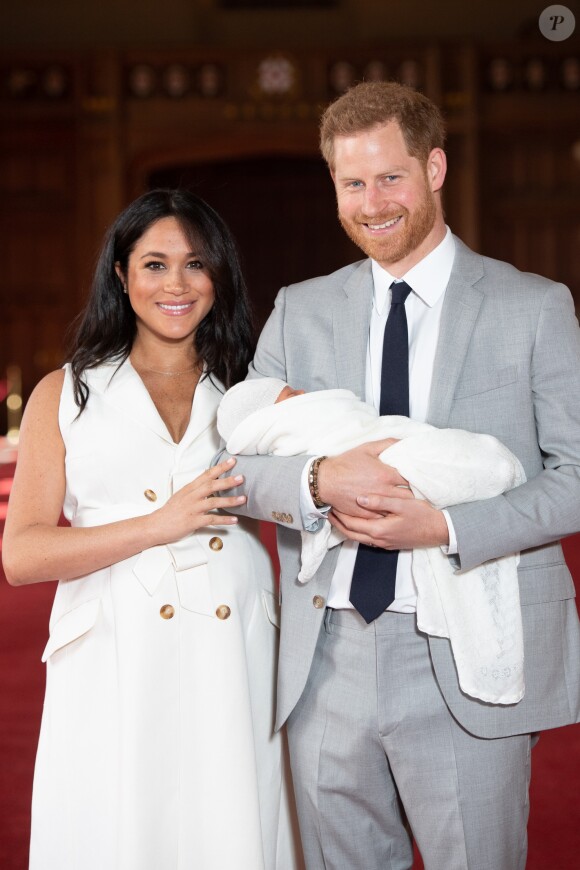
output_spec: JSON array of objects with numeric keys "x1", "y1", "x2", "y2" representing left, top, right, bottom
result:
[
  {"x1": 333, "y1": 260, "x2": 374, "y2": 397},
  {"x1": 427, "y1": 237, "x2": 485, "y2": 428},
  {"x1": 330, "y1": 243, "x2": 486, "y2": 424}
]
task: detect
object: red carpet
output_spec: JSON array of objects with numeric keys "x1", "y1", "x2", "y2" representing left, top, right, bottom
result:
[{"x1": 1, "y1": 456, "x2": 579, "y2": 868}]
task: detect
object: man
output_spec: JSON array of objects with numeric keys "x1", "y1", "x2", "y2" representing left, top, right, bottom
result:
[{"x1": 226, "y1": 82, "x2": 580, "y2": 869}]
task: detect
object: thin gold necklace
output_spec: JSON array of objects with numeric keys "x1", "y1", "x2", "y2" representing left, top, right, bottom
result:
[
  {"x1": 132, "y1": 358, "x2": 199, "y2": 377},
  {"x1": 142, "y1": 366, "x2": 197, "y2": 377}
]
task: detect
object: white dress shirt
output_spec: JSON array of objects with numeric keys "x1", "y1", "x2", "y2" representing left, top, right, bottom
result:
[{"x1": 324, "y1": 227, "x2": 457, "y2": 612}]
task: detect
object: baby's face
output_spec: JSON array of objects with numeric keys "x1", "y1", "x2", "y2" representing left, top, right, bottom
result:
[{"x1": 275, "y1": 386, "x2": 306, "y2": 403}]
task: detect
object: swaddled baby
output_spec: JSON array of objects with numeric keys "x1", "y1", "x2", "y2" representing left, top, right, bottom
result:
[{"x1": 218, "y1": 378, "x2": 527, "y2": 705}]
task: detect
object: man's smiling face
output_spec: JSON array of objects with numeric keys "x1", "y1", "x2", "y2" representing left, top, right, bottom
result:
[{"x1": 332, "y1": 120, "x2": 446, "y2": 275}]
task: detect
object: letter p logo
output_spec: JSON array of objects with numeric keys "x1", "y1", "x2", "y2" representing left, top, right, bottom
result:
[{"x1": 539, "y1": 5, "x2": 576, "y2": 41}]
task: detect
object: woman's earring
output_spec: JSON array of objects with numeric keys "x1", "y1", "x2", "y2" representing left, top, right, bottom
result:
[{"x1": 115, "y1": 263, "x2": 128, "y2": 294}]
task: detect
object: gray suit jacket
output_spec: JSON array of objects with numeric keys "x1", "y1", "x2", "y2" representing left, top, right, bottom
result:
[{"x1": 229, "y1": 236, "x2": 580, "y2": 737}]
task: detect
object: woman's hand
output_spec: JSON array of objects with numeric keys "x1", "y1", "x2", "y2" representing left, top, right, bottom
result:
[{"x1": 152, "y1": 457, "x2": 246, "y2": 544}]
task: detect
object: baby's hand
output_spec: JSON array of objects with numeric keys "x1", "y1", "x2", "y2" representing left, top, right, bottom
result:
[{"x1": 275, "y1": 386, "x2": 306, "y2": 403}]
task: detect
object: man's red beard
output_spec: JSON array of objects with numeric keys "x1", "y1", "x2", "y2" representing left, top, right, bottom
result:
[{"x1": 339, "y1": 183, "x2": 437, "y2": 268}]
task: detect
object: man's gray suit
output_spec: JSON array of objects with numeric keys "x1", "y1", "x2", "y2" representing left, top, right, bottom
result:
[
  {"x1": 234, "y1": 236, "x2": 580, "y2": 733},
  {"x1": 227, "y1": 236, "x2": 580, "y2": 865}
]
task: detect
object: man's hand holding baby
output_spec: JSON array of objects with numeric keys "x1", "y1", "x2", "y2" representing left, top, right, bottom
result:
[
  {"x1": 330, "y1": 495, "x2": 450, "y2": 551},
  {"x1": 317, "y1": 439, "x2": 450, "y2": 550},
  {"x1": 316, "y1": 439, "x2": 411, "y2": 516}
]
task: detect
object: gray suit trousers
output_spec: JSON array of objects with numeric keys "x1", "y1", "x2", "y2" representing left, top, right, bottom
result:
[{"x1": 287, "y1": 609, "x2": 531, "y2": 870}]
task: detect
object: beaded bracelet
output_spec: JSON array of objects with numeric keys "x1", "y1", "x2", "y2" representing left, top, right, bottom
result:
[{"x1": 308, "y1": 455, "x2": 328, "y2": 509}]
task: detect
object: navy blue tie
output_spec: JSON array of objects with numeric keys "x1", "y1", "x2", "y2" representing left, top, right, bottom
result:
[{"x1": 349, "y1": 280, "x2": 412, "y2": 623}]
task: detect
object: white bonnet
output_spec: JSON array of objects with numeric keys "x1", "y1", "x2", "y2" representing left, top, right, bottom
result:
[{"x1": 217, "y1": 378, "x2": 289, "y2": 442}]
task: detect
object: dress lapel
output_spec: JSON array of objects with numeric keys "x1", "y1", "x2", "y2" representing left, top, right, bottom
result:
[
  {"x1": 333, "y1": 260, "x2": 373, "y2": 398},
  {"x1": 427, "y1": 237, "x2": 485, "y2": 428},
  {"x1": 86, "y1": 359, "x2": 223, "y2": 448},
  {"x1": 177, "y1": 373, "x2": 223, "y2": 452},
  {"x1": 86, "y1": 358, "x2": 175, "y2": 444}
]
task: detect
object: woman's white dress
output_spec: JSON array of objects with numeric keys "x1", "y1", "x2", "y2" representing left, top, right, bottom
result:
[{"x1": 29, "y1": 360, "x2": 300, "y2": 870}]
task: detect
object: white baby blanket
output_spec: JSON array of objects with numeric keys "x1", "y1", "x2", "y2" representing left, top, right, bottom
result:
[{"x1": 219, "y1": 388, "x2": 526, "y2": 705}]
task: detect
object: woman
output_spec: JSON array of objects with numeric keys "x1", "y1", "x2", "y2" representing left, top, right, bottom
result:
[{"x1": 2, "y1": 190, "x2": 300, "y2": 870}]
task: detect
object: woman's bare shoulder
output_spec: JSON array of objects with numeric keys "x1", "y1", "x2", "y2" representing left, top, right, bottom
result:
[
  {"x1": 22, "y1": 369, "x2": 67, "y2": 426},
  {"x1": 29, "y1": 368, "x2": 66, "y2": 399}
]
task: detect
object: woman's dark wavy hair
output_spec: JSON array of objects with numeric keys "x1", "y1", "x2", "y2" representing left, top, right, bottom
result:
[{"x1": 68, "y1": 188, "x2": 256, "y2": 412}]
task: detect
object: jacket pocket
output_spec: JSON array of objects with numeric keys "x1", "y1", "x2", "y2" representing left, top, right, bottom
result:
[
  {"x1": 41, "y1": 598, "x2": 101, "y2": 661},
  {"x1": 454, "y1": 364, "x2": 518, "y2": 400},
  {"x1": 518, "y1": 563, "x2": 576, "y2": 606}
]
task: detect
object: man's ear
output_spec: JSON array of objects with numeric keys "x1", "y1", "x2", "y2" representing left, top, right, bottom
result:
[{"x1": 427, "y1": 148, "x2": 447, "y2": 193}]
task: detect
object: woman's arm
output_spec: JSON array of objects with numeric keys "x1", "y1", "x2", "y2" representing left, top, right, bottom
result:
[{"x1": 2, "y1": 370, "x2": 245, "y2": 586}]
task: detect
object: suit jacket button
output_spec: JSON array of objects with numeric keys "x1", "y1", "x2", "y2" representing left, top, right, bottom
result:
[
  {"x1": 271, "y1": 511, "x2": 293, "y2": 524},
  {"x1": 209, "y1": 536, "x2": 223, "y2": 551},
  {"x1": 144, "y1": 489, "x2": 157, "y2": 502},
  {"x1": 313, "y1": 595, "x2": 325, "y2": 609},
  {"x1": 216, "y1": 605, "x2": 231, "y2": 620},
  {"x1": 160, "y1": 604, "x2": 175, "y2": 619}
]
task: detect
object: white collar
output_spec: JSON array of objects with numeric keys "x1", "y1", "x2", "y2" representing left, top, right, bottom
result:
[{"x1": 371, "y1": 226, "x2": 455, "y2": 315}]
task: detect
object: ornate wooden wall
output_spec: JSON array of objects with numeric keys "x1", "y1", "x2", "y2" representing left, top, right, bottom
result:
[{"x1": 1, "y1": 39, "x2": 579, "y2": 411}]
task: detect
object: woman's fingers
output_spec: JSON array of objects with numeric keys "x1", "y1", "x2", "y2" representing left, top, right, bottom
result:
[
  {"x1": 213, "y1": 456, "x2": 237, "y2": 474},
  {"x1": 206, "y1": 494, "x2": 246, "y2": 510},
  {"x1": 180, "y1": 458, "x2": 244, "y2": 494},
  {"x1": 157, "y1": 458, "x2": 248, "y2": 536},
  {"x1": 190, "y1": 492, "x2": 246, "y2": 529},
  {"x1": 210, "y1": 473, "x2": 244, "y2": 492}
]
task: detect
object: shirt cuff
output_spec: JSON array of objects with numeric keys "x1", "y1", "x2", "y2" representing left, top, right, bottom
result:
[
  {"x1": 440, "y1": 509, "x2": 458, "y2": 555},
  {"x1": 300, "y1": 457, "x2": 331, "y2": 531}
]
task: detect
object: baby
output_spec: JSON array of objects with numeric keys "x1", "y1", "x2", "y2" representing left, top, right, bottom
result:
[
  {"x1": 218, "y1": 378, "x2": 524, "y2": 523},
  {"x1": 218, "y1": 378, "x2": 527, "y2": 706}
]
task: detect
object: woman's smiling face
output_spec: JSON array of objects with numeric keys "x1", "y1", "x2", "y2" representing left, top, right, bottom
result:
[{"x1": 116, "y1": 215, "x2": 215, "y2": 346}]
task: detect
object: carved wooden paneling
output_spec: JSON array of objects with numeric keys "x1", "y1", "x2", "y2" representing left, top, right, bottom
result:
[
  {"x1": 0, "y1": 111, "x2": 79, "y2": 398},
  {"x1": 1, "y1": 40, "x2": 579, "y2": 408},
  {"x1": 480, "y1": 125, "x2": 580, "y2": 301},
  {"x1": 0, "y1": 305, "x2": 70, "y2": 408}
]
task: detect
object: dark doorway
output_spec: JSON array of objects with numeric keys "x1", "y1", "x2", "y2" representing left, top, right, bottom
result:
[{"x1": 150, "y1": 156, "x2": 360, "y2": 328}]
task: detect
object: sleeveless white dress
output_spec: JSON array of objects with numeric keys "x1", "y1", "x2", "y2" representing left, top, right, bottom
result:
[{"x1": 29, "y1": 360, "x2": 300, "y2": 870}]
